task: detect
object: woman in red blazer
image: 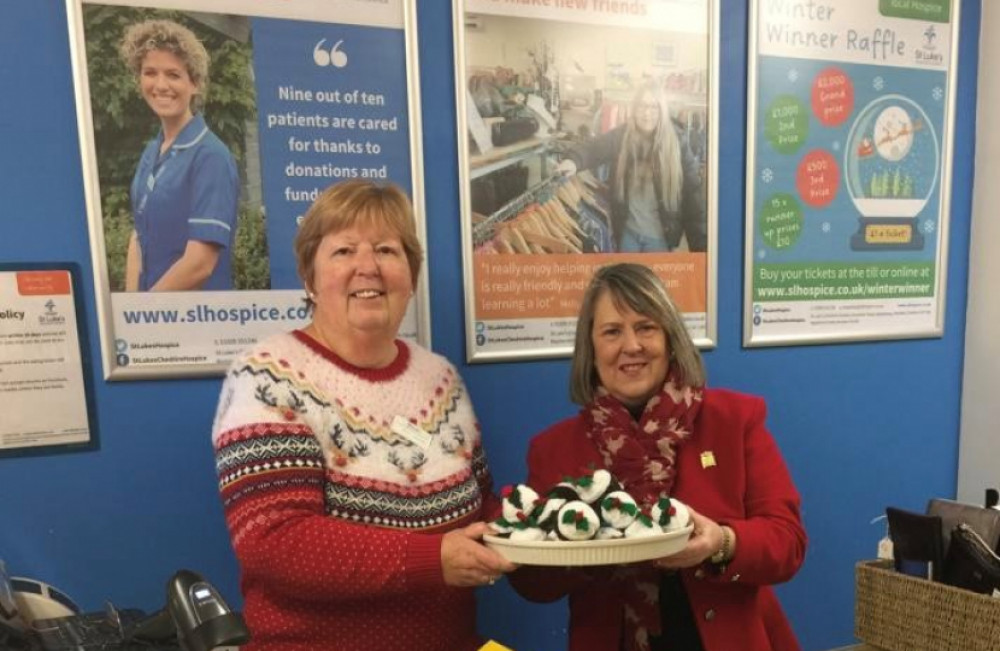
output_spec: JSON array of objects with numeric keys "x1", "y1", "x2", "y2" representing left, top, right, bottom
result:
[{"x1": 508, "y1": 263, "x2": 806, "y2": 651}]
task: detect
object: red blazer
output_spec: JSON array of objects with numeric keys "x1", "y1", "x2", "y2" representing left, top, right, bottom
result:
[{"x1": 508, "y1": 388, "x2": 806, "y2": 651}]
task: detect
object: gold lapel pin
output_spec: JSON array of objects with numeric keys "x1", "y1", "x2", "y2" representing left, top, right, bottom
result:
[{"x1": 700, "y1": 451, "x2": 717, "y2": 469}]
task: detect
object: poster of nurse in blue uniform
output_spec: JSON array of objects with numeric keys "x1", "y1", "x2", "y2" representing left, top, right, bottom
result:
[
  {"x1": 69, "y1": 0, "x2": 426, "y2": 379},
  {"x1": 119, "y1": 19, "x2": 238, "y2": 292}
]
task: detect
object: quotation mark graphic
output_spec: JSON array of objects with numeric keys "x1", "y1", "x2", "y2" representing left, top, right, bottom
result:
[{"x1": 314, "y1": 39, "x2": 348, "y2": 68}]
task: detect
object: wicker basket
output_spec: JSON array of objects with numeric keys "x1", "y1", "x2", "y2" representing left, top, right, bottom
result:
[{"x1": 855, "y1": 560, "x2": 1000, "y2": 651}]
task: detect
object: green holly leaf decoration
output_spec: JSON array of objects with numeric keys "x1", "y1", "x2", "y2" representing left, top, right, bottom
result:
[
  {"x1": 601, "y1": 497, "x2": 638, "y2": 516},
  {"x1": 576, "y1": 519, "x2": 591, "y2": 532},
  {"x1": 562, "y1": 510, "x2": 577, "y2": 525}
]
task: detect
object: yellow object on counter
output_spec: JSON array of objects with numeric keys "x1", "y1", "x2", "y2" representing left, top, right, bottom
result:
[{"x1": 478, "y1": 641, "x2": 514, "y2": 651}]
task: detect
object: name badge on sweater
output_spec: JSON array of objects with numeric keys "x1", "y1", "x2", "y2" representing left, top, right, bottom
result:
[{"x1": 391, "y1": 415, "x2": 432, "y2": 449}]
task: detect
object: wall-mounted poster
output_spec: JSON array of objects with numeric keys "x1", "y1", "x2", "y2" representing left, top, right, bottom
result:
[
  {"x1": 0, "y1": 265, "x2": 97, "y2": 455},
  {"x1": 454, "y1": 0, "x2": 718, "y2": 362},
  {"x1": 67, "y1": 0, "x2": 427, "y2": 379},
  {"x1": 744, "y1": 0, "x2": 958, "y2": 347}
]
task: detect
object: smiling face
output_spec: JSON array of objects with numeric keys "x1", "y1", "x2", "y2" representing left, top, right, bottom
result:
[
  {"x1": 591, "y1": 291, "x2": 670, "y2": 409},
  {"x1": 309, "y1": 224, "x2": 413, "y2": 343},
  {"x1": 634, "y1": 91, "x2": 661, "y2": 135},
  {"x1": 139, "y1": 49, "x2": 197, "y2": 124}
]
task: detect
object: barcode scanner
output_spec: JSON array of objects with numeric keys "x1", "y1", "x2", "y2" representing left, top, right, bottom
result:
[{"x1": 131, "y1": 570, "x2": 249, "y2": 651}]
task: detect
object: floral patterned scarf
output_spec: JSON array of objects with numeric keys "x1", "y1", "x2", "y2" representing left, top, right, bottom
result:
[{"x1": 582, "y1": 373, "x2": 703, "y2": 651}]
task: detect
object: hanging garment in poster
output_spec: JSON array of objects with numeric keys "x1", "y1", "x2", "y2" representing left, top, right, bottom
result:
[{"x1": 744, "y1": 0, "x2": 957, "y2": 346}]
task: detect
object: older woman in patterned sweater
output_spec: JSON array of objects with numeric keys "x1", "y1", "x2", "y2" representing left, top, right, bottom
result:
[{"x1": 212, "y1": 180, "x2": 514, "y2": 651}]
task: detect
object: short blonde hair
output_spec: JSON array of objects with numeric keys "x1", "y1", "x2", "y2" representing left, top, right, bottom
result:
[
  {"x1": 120, "y1": 19, "x2": 209, "y2": 111},
  {"x1": 569, "y1": 263, "x2": 705, "y2": 405},
  {"x1": 294, "y1": 180, "x2": 423, "y2": 298}
]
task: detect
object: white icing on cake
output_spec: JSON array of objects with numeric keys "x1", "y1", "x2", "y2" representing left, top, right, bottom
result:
[
  {"x1": 502, "y1": 485, "x2": 540, "y2": 523},
  {"x1": 599, "y1": 491, "x2": 639, "y2": 529},
  {"x1": 663, "y1": 500, "x2": 691, "y2": 533},
  {"x1": 556, "y1": 500, "x2": 600, "y2": 541},
  {"x1": 596, "y1": 526, "x2": 624, "y2": 540},
  {"x1": 509, "y1": 526, "x2": 547, "y2": 542},
  {"x1": 575, "y1": 469, "x2": 613, "y2": 503},
  {"x1": 625, "y1": 517, "x2": 662, "y2": 538}
]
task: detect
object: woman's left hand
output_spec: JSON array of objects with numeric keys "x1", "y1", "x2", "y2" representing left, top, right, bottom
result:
[{"x1": 652, "y1": 508, "x2": 724, "y2": 570}]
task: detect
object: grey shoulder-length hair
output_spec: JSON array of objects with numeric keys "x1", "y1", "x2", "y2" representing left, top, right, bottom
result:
[{"x1": 569, "y1": 263, "x2": 705, "y2": 405}]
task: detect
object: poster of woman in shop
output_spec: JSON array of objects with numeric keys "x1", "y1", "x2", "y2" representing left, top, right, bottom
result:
[
  {"x1": 744, "y1": 0, "x2": 957, "y2": 347},
  {"x1": 454, "y1": 0, "x2": 718, "y2": 362},
  {"x1": 67, "y1": 0, "x2": 427, "y2": 378}
]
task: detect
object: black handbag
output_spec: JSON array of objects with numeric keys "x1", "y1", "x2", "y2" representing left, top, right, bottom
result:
[
  {"x1": 941, "y1": 523, "x2": 1000, "y2": 595},
  {"x1": 927, "y1": 498, "x2": 1000, "y2": 556}
]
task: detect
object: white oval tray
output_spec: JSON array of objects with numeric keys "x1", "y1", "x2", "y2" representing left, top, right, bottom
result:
[{"x1": 484, "y1": 524, "x2": 693, "y2": 566}]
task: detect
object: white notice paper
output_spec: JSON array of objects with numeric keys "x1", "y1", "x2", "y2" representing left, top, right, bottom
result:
[{"x1": 0, "y1": 270, "x2": 90, "y2": 451}]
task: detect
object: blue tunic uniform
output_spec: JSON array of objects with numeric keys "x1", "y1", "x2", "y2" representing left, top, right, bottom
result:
[{"x1": 130, "y1": 114, "x2": 239, "y2": 290}]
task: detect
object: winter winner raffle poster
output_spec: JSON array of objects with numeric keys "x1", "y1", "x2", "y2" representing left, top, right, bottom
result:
[
  {"x1": 745, "y1": 0, "x2": 956, "y2": 347},
  {"x1": 68, "y1": 0, "x2": 424, "y2": 379}
]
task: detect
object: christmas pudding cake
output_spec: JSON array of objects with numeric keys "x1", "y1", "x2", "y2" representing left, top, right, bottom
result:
[{"x1": 486, "y1": 469, "x2": 693, "y2": 565}]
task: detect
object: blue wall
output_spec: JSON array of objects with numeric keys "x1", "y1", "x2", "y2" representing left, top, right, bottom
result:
[{"x1": 0, "y1": 2, "x2": 979, "y2": 650}]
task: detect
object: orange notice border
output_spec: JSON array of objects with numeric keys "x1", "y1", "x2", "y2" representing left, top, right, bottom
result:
[{"x1": 16, "y1": 270, "x2": 72, "y2": 296}]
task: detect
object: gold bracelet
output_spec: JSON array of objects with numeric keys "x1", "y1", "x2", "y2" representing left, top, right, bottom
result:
[{"x1": 710, "y1": 526, "x2": 731, "y2": 565}]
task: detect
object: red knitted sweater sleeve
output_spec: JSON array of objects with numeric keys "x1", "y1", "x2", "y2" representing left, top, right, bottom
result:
[{"x1": 215, "y1": 423, "x2": 445, "y2": 599}]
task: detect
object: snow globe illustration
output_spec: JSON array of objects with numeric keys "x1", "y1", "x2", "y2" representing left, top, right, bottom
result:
[{"x1": 843, "y1": 94, "x2": 939, "y2": 250}]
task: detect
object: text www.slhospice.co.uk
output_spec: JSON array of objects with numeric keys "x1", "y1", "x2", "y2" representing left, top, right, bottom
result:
[{"x1": 122, "y1": 303, "x2": 310, "y2": 327}]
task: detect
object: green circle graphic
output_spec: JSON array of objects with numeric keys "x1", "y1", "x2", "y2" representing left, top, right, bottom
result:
[
  {"x1": 760, "y1": 193, "x2": 803, "y2": 249},
  {"x1": 765, "y1": 95, "x2": 808, "y2": 155}
]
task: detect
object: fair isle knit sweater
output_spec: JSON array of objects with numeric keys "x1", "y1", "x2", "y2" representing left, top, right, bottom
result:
[{"x1": 212, "y1": 331, "x2": 499, "y2": 651}]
